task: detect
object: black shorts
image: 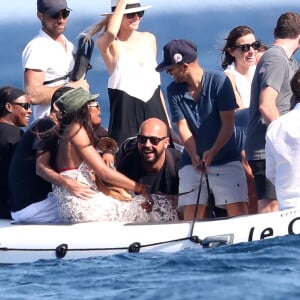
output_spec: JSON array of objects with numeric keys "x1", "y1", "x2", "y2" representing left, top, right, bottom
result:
[{"x1": 248, "y1": 159, "x2": 276, "y2": 200}]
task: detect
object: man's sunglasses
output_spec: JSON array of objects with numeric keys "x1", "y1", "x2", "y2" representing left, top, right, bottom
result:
[
  {"x1": 233, "y1": 41, "x2": 261, "y2": 53},
  {"x1": 49, "y1": 9, "x2": 70, "y2": 20},
  {"x1": 126, "y1": 11, "x2": 144, "y2": 19},
  {"x1": 12, "y1": 102, "x2": 31, "y2": 110},
  {"x1": 136, "y1": 134, "x2": 167, "y2": 146}
]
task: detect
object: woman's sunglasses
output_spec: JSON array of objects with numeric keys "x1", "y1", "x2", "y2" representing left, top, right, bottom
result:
[
  {"x1": 136, "y1": 134, "x2": 167, "y2": 146},
  {"x1": 126, "y1": 11, "x2": 144, "y2": 19},
  {"x1": 49, "y1": 9, "x2": 70, "y2": 20},
  {"x1": 11, "y1": 102, "x2": 31, "y2": 110},
  {"x1": 88, "y1": 102, "x2": 100, "y2": 110},
  {"x1": 233, "y1": 41, "x2": 261, "y2": 53}
]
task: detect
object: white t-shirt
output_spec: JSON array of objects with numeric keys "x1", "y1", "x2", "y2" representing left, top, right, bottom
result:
[
  {"x1": 22, "y1": 29, "x2": 75, "y2": 120},
  {"x1": 266, "y1": 103, "x2": 300, "y2": 210},
  {"x1": 225, "y1": 63, "x2": 255, "y2": 108}
]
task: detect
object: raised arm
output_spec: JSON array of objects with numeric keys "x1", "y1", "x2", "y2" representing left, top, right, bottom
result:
[{"x1": 96, "y1": 0, "x2": 128, "y2": 74}]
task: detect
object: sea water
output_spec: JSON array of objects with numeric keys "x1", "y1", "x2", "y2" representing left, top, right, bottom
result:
[
  {"x1": 1, "y1": 3, "x2": 300, "y2": 299},
  {"x1": 1, "y1": 234, "x2": 300, "y2": 299}
]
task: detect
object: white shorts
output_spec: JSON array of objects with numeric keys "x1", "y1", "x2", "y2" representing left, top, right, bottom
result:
[
  {"x1": 11, "y1": 192, "x2": 60, "y2": 224},
  {"x1": 178, "y1": 161, "x2": 248, "y2": 212}
]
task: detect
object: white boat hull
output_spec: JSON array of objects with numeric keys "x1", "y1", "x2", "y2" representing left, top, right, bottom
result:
[{"x1": 0, "y1": 208, "x2": 300, "y2": 264}]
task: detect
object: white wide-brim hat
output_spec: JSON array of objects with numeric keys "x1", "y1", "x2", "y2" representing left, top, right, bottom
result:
[{"x1": 101, "y1": 0, "x2": 152, "y2": 16}]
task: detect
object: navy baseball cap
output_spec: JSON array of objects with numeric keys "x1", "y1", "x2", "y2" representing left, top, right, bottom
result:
[
  {"x1": 156, "y1": 39, "x2": 198, "y2": 72},
  {"x1": 37, "y1": 0, "x2": 70, "y2": 14}
]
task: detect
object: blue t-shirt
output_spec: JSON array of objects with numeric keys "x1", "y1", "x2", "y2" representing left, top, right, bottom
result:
[{"x1": 167, "y1": 69, "x2": 239, "y2": 167}]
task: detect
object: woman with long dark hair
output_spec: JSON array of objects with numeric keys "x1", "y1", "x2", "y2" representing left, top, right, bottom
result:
[{"x1": 52, "y1": 88, "x2": 177, "y2": 223}]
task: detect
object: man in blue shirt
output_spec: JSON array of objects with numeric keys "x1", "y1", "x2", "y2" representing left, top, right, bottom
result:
[{"x1": 156, "y1": 39, "x2": 248, "y2": 220}]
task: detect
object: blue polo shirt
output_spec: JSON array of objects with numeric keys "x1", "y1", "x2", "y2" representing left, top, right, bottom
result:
[{"x1": 167, "y1": 69, "x2": 240, "y2": 167}]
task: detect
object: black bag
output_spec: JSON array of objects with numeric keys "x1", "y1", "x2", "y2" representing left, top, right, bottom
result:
[{"x1": 69, "y1": 36, "x2": 94, "y2": 81}]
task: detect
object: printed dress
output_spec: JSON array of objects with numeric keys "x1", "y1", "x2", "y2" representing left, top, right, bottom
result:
[
  {"x1": 107, "y1": 40, "x2": 169, "y2": 146},
  {"x1": 53, "y1": 162, "x2": 178, "y2": 224}
]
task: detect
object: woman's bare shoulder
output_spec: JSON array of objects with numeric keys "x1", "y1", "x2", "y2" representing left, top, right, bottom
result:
[
  {"x1": 137, "y1": 31, "x2": 156, "y2": 49},
  {"x1": 66, "y1": 123, "x2": 88, "y2": 142},
  {"x1": 139, "y1": 31, "x2": 156, "y2": 40}
]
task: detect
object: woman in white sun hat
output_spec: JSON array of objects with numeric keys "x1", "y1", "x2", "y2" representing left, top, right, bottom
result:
[{"x1": 87, "y1": 0, "x2": 171, "y2": 155}]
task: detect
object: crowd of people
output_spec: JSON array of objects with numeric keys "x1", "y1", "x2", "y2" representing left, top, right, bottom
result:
[{"x1": 0, "y1": 0, "x2": 299, "y2": 224}]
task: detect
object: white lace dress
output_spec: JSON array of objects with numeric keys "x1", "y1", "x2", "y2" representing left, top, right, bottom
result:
[{"x1": 53, "y1": 162, "x2": 178, "y2": 224}]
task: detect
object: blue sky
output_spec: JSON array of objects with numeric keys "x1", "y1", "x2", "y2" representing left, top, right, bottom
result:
[{"x1": 2, "y1": 0, "x2": 299, "y2": 21}]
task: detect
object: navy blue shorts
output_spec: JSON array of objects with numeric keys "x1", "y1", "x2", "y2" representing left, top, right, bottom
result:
[{"x1": 248, "y1": 159, "x2": 276, "y2": 200}]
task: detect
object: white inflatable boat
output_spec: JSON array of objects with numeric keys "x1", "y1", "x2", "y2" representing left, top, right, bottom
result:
[{"x1": 0, "y1": 208, "x2": 299, "y2": 264}]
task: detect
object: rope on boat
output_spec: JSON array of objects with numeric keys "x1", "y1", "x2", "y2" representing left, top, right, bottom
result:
[{"x1": 0, "y1": 236, "x2": 203, "y2": 258}]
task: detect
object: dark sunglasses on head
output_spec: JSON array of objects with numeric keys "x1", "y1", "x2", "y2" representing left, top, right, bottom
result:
[
  {"x1": 49, "y1": 9, "x2": 70, "y2": 20},
  {"x1": 126, "y1": 10, "x2": 144, "y2": 19},
  {"x1": 233, "y1": 40, "x2": 261, "y2": 53},
  {"x1": 136, "y1": 134, "x2": 167, "y2": 146},
  {"x1": 11, "y1": 102, "x2": 31, "y2": 110}
]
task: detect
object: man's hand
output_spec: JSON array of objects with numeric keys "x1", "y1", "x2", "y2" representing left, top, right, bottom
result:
[
  {"x1": 191, "y1": 153, "x2": 204, "y2": 172},
  {"x1": 63, "y1": 177, "x2": 97, "y2": 200},
  {"x1": 202, "y1": 148, "x2": 216, "y2": 169}
]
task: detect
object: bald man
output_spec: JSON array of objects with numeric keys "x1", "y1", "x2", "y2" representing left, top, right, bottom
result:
[{"x1": 117, "y1": 118, "x2": 181, "y2": 195}]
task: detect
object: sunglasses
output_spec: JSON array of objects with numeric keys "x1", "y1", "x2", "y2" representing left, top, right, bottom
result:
[
  {"x1": 88, "y1": 102, "x2": 100, "y2": 110},
  {"x1": 11, "y1": 102, "x2": 31, "y2": 110},
  {"x1": 166, "y1": 65, "x2": 180, "y2": 75},
  {"x1": 49, "y1": 9, "x2": 70, "y2": 20},
  {"x1": 233, "y1": 41, "x2": 261, "y2": 53},
  {"x1": 126, "y1": 10, "x2": 144, "y2": 19},
  {"x1": 136, "y1": 134, "x2": 167, "y2": 146}
]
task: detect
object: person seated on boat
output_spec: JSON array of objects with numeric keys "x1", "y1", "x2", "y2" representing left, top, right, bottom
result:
[
  {"x1": 52, "y1": 88, "x2": 177, "y2": 223},
  {"x1": 8, "y1": 87, "x2": 96, "y2": 224},
  {"x1": 0, "y1": 86, "x2": 31, "y2": 219},
  {"x1": 266, "y1": 69, "x2": 300, "y2": 211},
  {"x1": 156, "y1": 39, "x2": 249, "y2": 220},
  {"x1": 117, "y1": 118, "x2": 181, "y2": 218}
]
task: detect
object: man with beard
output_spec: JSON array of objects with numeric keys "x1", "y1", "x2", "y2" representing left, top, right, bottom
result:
[
  {"x1": 22, "y1": 0, "x2": 89, "y2": 121},
  {"x1": 117, "y1": 118, "x2": 181, "y2": 195}
]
